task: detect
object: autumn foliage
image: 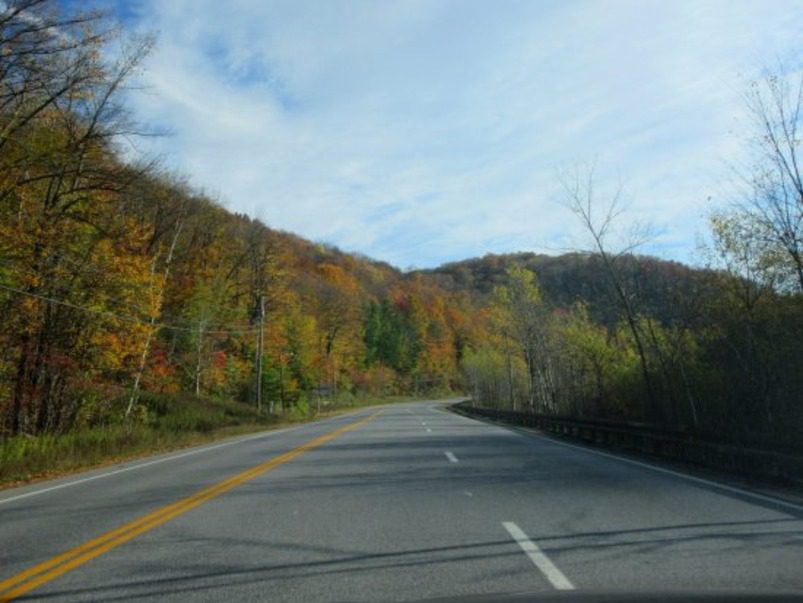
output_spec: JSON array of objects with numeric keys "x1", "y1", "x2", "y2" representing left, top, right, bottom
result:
[
  {"x1": 1, "y1": 2, "x2": 801, "y2": 458},
  {"x1": 0, "y1": 2, "x2": 481, "y2": 437}
]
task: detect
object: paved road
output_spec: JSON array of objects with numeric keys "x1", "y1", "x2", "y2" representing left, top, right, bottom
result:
[{"x1": 1, "y1": 400, "x2": 802, "y2": 601}]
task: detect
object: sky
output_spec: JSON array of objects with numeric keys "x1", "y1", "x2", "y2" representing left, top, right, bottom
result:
[{"x1": 109, "y1": 0, "x2": 803, "y2": 269}]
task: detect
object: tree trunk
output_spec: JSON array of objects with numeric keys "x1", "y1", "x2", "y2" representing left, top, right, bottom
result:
[{"x1": 126, "y1": 218, "x2": 183, "y2": 420}]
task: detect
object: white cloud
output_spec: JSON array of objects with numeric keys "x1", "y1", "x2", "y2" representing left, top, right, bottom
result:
[{"x1": 122, "y1": 0, "x2": 803, "y2": 268}]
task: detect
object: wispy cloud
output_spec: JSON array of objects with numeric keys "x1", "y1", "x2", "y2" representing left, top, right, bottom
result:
[{"x1": 120, "y1": 0, "x2": 803, "y2": 268}]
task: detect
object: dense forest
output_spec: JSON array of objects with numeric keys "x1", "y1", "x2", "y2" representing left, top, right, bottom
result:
[
  {"x1": 0, "y1": 1, "x2": 485, "y2": 441},
  {"x1": 1, "y1": 2, "x2": 801, "y2": 456},
  {"x1": 439, "y1": 251, "x2": 803, "y2": 450}
]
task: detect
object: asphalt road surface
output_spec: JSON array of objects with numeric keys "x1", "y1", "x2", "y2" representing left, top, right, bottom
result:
[{"x1": 1, "y1": 400, "x2": 802, "y2": 602}]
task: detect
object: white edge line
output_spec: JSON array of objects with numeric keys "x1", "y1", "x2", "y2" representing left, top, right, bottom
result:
[
  {"x1": 453, "y1": 407, "x2": 803, "y2": 513},
  {"x1": 503, "y1": 521, "x2": 574, "y2": 590},
  {"x1": 442, "y1": 407, "x2": 483, "y2": 424},
  {"x1": 445, "y1": 451, "x2": 458, "y2": 463},
  {"x1": 508, "y1": 425, "x2": 803, "y2": 514},
  {"x1": 0, "y1": 409, "x2": 368, "y2": 506}
]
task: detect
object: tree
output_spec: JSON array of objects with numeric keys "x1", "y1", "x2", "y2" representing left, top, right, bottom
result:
[
  {"x1": 560, "y1": 165, "x2": 660, "y2": 420},
  {"x1": 0, "y1": 2, "x2": 155, "y2": 434},
  {"x1": 362, "y1": 298, "x2": 421, "y2": 376},
  {"x1": 311, "y1": 263, "x2": 361, "y2": 398},
  {"x1": 126, "y1": 212, "x2": 183, "y2": 419},
  {"x1": 558, "y1": 303, "x2": 616, "y2": 414},
  {"x1": 737, "y1": 69, "x2": 803, "y2": 291},
  {"x1": 490, "y1": 265, "x2": 555, "y2": 412}
]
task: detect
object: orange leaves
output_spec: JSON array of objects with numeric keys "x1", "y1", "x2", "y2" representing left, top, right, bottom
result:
[
  {"x1": 317, "y1": 262, "x2": 360, "y2": 295},
  {"x1": 142, "y1": 348, "x2": 179, "y2": 394}
]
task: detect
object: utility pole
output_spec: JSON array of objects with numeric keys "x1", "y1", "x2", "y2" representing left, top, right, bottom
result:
[
  {"x1": 332, "y1": 355, "x2": 337, "y2": 400},
  {"x1": 279, "y1": 353, "x2": 285, "y2": 411},
  {"x1": 255, "y1": 294, "x2": 265, "y2": 413}
]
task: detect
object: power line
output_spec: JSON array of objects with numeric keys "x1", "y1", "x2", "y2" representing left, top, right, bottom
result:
[
  {"x1": 0, "y1": 258, "x2": 262, "y2": 332},
  {"x1": 0, "y1": 259, "x2": 158, "y2": 316},
  {"x1": 0, "y1": 282, "x2": 262, "y2": 335}
]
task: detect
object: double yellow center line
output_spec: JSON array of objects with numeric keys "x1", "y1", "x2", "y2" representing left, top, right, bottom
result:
[{"x1": 0, "y1": 411, "x2": 380, "y2": 602}]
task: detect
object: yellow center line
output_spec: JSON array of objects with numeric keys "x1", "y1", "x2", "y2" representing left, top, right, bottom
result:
[{"x1": 0, "y1": 411, "x2": 381, "y2": 602}]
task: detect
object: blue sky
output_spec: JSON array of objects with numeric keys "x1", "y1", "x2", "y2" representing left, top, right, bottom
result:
[{"x1": 112, "y1": 0, "x2": 803, "y2": 269}]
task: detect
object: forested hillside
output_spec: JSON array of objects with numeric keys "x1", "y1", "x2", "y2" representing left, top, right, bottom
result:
[
  {"x1": 1, "y1": 1, "x2": 801, "y2": 464},
  {"x1": 0, "y1": 2, "x2": 483, "y2": 443},
  {"x1": 424, "y1": 252, "x2": 715, "y2": 329},
  {"x1": 439, "y1": 251, "x2": 803, "y2": 450}
]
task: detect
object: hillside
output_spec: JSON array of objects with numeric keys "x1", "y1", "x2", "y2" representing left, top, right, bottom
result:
[
  {"x1": 2, "y1": 0, "x2": 801, "y2": 459},
  {"x1": 421, "y1": 251, "x2": 717, "y2": 329}
]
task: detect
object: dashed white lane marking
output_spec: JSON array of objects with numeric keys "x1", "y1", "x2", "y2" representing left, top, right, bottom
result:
[
  {"x1": 445, "y1": 451, "x2": 458, "y2": 463},
  {"x1": 422, "y1": 421, "x2": 427, "y2": 425},
  {"x1": 464, "y1": 491, "x2": 473, "y2": 497},
  {"x1": 426, "y1": 428, "x2": 432, "y2": 433},
  {"x1": 503, "y1": 521, "x2": 574, "y2": 590}
]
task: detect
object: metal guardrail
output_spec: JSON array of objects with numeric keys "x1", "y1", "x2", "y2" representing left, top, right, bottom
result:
[{"x1": 451, "y1": 401, "x2": 803, "y2": 485}]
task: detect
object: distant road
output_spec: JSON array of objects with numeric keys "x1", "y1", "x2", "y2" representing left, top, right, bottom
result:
[{"x1": 1, "y1": 400, "x2": 802, "y2": 601}]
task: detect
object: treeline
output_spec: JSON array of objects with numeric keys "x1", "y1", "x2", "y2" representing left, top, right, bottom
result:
[
  {"x1": 427, "y1": 251, "x2": 713, "y2": 330},
  {"x1": 0, "y1": 2, "x2": 478, "y2": 438},
  {"x1": 2, "y1": 1, "x2": 801, "y2": 454},
  {"x1": 459, "y1": 258, "x2": 803, "y2": 450},
  {"x1": 456, "y1": 69, "x2": 803, "y2": 451}
]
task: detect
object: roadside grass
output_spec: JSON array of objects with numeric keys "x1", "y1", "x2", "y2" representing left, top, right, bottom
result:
[{"x1": 0, "y1": 392, "x2": 441, "y2": 488}]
